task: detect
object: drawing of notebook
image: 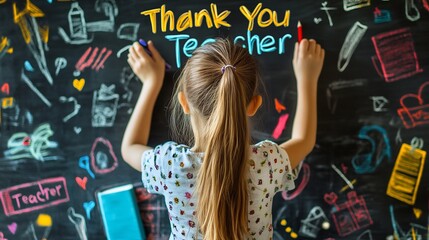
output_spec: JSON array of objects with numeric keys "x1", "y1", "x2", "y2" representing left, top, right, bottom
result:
[{"x1": 97, "y1": 184, "x2": 146, "y2": 240}]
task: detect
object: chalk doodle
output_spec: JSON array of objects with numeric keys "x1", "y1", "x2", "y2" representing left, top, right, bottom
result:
[
  {"x1": 0, "y1": 177, "x2": 69, "y2": 216},
  {"x1": 331, "y1": 164, "x2": 354, "y2": 189},
  {"x1": 3, "y1": 123, "x2": 62, "y2": 162},
  {"x1": 357, "y1": 230, "x2": 373, "y2": 240},
  {"x1": 72, "y1": 78, "x2": 85, "y2": 91},
  {"x1": 314, "y1": 17, "x2": 322, "y2": 24},
  {"x1": 68, "y1": 207, "x2": 88, "y2": 240},
  {"x1": 386, "y1": 143, "x2": 426, "y2": 205},
  {"x1": 54, "y1": 57, "x2": 67, "y2": 75},
  {"x1": 117, "y1": 23, "x2": 140, "y2": 41},
  {"x1": 58, "y1": 0, "x2": 118, "y2": 44},
  {"x1": 424, "y1": 0, "x2": 429, "y2": 11},
  {"x1": 21, "y1": 72, "x2": 51, "y2": 107},
  {"x1": 83, "y1": 201, "x2": 95, "y2": 220},
  {"x1": 274, "y1": 98, "x2": 286, "y2": 113},
  {"x1": 337, "y1": 21, "x2": 367, "y2": 72},
  {"x1": 0, "y1": 36, "x2": 12, "y2": 59},
  {"x1": 92, "y1": 84, "x2": 119, "y2": 127},
  {"x1": 299, "y1": 206, "x2": 329, "y2": 238},
  {"x1": 0, "y1": 99, "x2": 33, "y2": 129},
  {"x1": 13, "y1": 0, "x2": 53, "y2": 85},
  {"x1": 405, "y1": 0, "x2": 420, "y2": 21},
  {"x1": 90, "y1": 137, "x2": 118, "y2": 174},
  {"x1": 320, "y1": 1, "x2": 337, "y2": 27},
  {"x1": 324, "y1": 191, "x2": 373, "y2": 237},
  {"x1": 389, "y1": 205, "x2": 424, "y2": 239},
  {"x1": 397, "y1": 82, "x2": 429, "y2": 129},
  {"x1": 1, "y1": 83, "x2": 10, "y2": 95},
  {"x1": 75, "y1": 47, "x2": 112, "y2": 73},
  {"x1": 74, "y1": 126, "x2": 82, "y2": 134},
  {"x1": 1, "y1": 97, "x2": 14, "y2": 109},
  {"x1": 0, "y1": 232, "x2": 7, "y2": 240},
  {"x1": 36, "y1": 214, "x2": 52, "y2": 240},
  {"x1": 371, "y1": 28, "x2": 422, "y2": 83},
  {"x1": 282, "y1": 163, "x2": 310, "y2": 200},
  {"x1": 373, "y1": 8, "x2": 391, "y2": 24},
  {"x1": 59, "y1": 96, "x2": 81, "y2": 122},
  {"x1": 79, "y1": 155, "x2": 96, "y2": 179},
  {"x1": 274, "y1": 206, "x2": 299, "y2": 239},
  {"x1": 370, "y1": 96, "x2": 389, "y2": 112},
  {"x1": 343, "y1": 0, "x2": 371, "y2": 11},
  {"x1": 7, "y1": 223, "x2": 17, "y2": 234},
  {"x1": 326, "y1": 79, "x2": 368, "y2": 114},
  {"x1": 75, "y1": 176, "x2": 88, "y2": 190},
  {"x1": 272, "y1": 113, "x2": 289, "y2": 139},
  {"x1": 352, "y1": 125, "x2": 392, "y2": 174}
]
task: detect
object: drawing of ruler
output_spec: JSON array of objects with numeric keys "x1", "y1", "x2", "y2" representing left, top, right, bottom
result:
[{"x1": 386, "y1": 143, "x2": 426, "y2": 205}]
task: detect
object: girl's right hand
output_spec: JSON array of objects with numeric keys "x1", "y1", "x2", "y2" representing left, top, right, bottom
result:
[
  {"x1": 292, "y1": 39, "x2": 325, "y2": 85},
  {"x1": 128, "y1": 40, "x2": 165, "y2": 92}
]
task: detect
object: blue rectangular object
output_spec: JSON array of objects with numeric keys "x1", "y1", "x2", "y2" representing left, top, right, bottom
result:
[{"x1": 98, "y1": 184, "x2": 146, "y2": 240}]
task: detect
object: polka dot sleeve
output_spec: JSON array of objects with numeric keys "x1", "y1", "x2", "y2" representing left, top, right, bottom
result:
[{"x1": 141, "y1": 142, "x2": 176, "y2": 194}]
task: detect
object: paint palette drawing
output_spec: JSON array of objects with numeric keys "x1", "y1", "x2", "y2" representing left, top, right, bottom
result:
[{"x1": 386, "y1": 143, "x2": 426, "y2": 205}]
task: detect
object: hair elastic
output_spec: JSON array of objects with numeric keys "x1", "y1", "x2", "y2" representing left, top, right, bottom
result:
[{"x1": 221, "y1": 65, "x2": 236, "y2": 74}]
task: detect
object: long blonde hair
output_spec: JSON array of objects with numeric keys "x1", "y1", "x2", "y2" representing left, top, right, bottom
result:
[{"x1": 170, "y1": 38, "x2": 260, "y2": 239}]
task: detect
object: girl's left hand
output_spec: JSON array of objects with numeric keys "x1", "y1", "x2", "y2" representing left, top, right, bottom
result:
[{"x1": 128, "y1": 40, "x2": 165, "y2": 92}]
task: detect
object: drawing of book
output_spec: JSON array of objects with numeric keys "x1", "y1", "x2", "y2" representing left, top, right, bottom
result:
[
  {"x1": 97, "y1": 184, "x2": 146, "y2": 240},
  {"x1": 386, "y1": 143, "x2": 426, "y2": 205}
]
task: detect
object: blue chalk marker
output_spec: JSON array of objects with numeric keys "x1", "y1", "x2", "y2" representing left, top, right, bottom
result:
[{"x1": 138, "y1": 39, "x2": 172, "y2": 70}]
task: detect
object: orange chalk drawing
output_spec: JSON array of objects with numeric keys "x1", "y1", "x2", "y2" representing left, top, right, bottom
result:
[
  {"x1": 386, "y1": 143, "x2": 426, "y2": 205},
  {"x1": 39, "y1": 25, "x2": 49, "y2": 43},
  {"x1": 1, "y1": 97, "x2": 14, "y2": 109},
  {"x1": 274, "y1": 98, "x2": 286, "y2": 113},
  {"x1": 13, "y1": 0, "x2": 45, "y2": 44},
  {"x1": 413, "y1": 208, "x2": 422, "y2": 219},
  {"x1": 73, "y1": 78, "x2": 85, "y2": 91}
]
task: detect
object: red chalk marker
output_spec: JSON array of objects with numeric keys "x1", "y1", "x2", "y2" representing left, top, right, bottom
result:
[{"x1": 297, "y1": 21, "x2": 303, "y2": 42}]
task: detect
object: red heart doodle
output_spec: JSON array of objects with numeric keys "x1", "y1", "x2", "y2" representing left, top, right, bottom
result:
[
  {"x1": 324, "y1": 192, "x2": 338, "y2": 205},
  {"x1": 75, "y1": 176, "x2": 88, "y2": 190},
  {"x1": 1, "y1": 83, "x2": 9, "y2": 95}
]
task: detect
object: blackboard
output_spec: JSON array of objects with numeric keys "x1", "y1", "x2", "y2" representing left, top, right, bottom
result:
[{"x1": 1, "y1": 0, "x2": 429, "y2": 239}]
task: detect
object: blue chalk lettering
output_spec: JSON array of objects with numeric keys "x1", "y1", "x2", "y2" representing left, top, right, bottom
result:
[
  {"x1": 278, "y1": 33, "x2": 292, "y2": 54},
  {"x1": 183, "y1": 38, "x2": 198, "y2": 57},
  {"x1": 234, "y1": 36, "x2": 246, "y2": 48},
  {"x1": 247, "y1": 31, "x2": 261, "y2": 55},
  {"x1": 165, "y1": 34, "x2": 190, "y2": 68},
  {"x1": 260, "y1": 35, "x2": 276, "y2": 53}
]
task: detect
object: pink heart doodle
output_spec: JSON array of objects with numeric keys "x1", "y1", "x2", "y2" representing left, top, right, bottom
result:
[{"x1": 7, "y1": 222, "x2": 17, "y2": 234}]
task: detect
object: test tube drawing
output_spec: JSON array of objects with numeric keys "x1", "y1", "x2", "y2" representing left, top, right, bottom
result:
[
  {"x1": 371, "y1": 28, "x2": 422, "y2": 83},
  {"x1": 338, "y1": 22, "x2": 367, "y2": 72},
  {"x1": 67, "y1": 207, "x2": 88, "y2": 240},
  {"x1": 343, "y1": 0, "x2": 371, "y2": 11},
  {"x1": 68, "y1": 2, "x2": 87, "y2": 39},
  {"x1": 405, "y1": 0, "x2": 420, "y2": 22}
]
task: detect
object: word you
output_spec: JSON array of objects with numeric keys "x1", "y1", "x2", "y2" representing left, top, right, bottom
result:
[
  {"x1": 141, "y1": 3, "x2": 290, "y2": 33},
  {"x1": 0, "y1": 177, "x2": 69, "y2": 216}
]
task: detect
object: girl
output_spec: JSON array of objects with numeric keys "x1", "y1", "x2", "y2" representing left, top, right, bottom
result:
[{"x1": 122, "y1": 38, "x2": 324, "y2": 240}]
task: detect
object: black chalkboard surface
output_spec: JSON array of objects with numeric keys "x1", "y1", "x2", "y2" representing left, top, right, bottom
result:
[{"x1": 1, "y1": 0, "x2": 429, "y2": 239}]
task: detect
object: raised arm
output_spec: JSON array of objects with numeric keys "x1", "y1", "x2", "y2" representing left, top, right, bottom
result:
[
  {"x1": 280, "y1": 39, "x2": 325, "y2": 169},
  {"x1": 121, "y1": 41, "x2": 165, "y2": 171}
]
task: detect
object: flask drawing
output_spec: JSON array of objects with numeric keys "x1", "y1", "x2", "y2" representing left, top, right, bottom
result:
[{"x1": 68, "y1": 2, "x2": 87, "y2": 39}]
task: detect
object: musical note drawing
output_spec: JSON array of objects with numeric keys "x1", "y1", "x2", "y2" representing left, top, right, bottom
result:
[
  {"x1": 59, "y1": 96, "x2": 81, "y2": 122},
  {"x1": 75, "y1": 47, "x2": 112, "y2": 73},
  {"x1": 299, "y1": 206, "x2": 329, "y2": 238},
  {"x1": 405, "y1": 0, "x2": 420, "y2": 21},
  {"x1": 325, "y1": 191, "x2": 373, "y2": 237},
  {"x1": 92, "y1": 84, "x2": 119, "y2": 127},
  {"x1": 58, "y1": 0, "x2": 118, "y2": 45},
  {"x1": 370, "y1": 96, "x2": 389, "y2": 112},
  {"x1": 397, "y1": 82, "x2": 429, "y2": 129},
  {"x1": 352, "y1": 125, "x2": 392, "y2": 174},
  {"x1": 3, "y1": 123, "x2": 63, "y2": 162},
  {"x1": 371, "y1": 28, "x2": 422, "y2": 83},
  {"x1": 343, "y1": 0, "x2": 371, "y2": 11},
  {"x1": 117, "y1": 23, "x2": 140, "y2": 41},
  {"x1": 338, "y1": 22, "x2": 367, "y2": 72},
  {"x1": 68, "y1": 207, "x2": 88, "y2": 240},
  {"x1": 320, "y1": 1, "x2": 336, "y2": 26},
  {"x1": 386, "y1": 143, "x2": 426, "y2": 205},
  {"x1": 13, "y1": 0, "x2": 53, "y2": 85}
]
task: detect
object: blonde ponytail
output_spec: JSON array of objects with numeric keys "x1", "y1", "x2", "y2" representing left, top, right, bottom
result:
[{"x1": 170, "y1": 38, "x2": 260, "y2": 240}]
